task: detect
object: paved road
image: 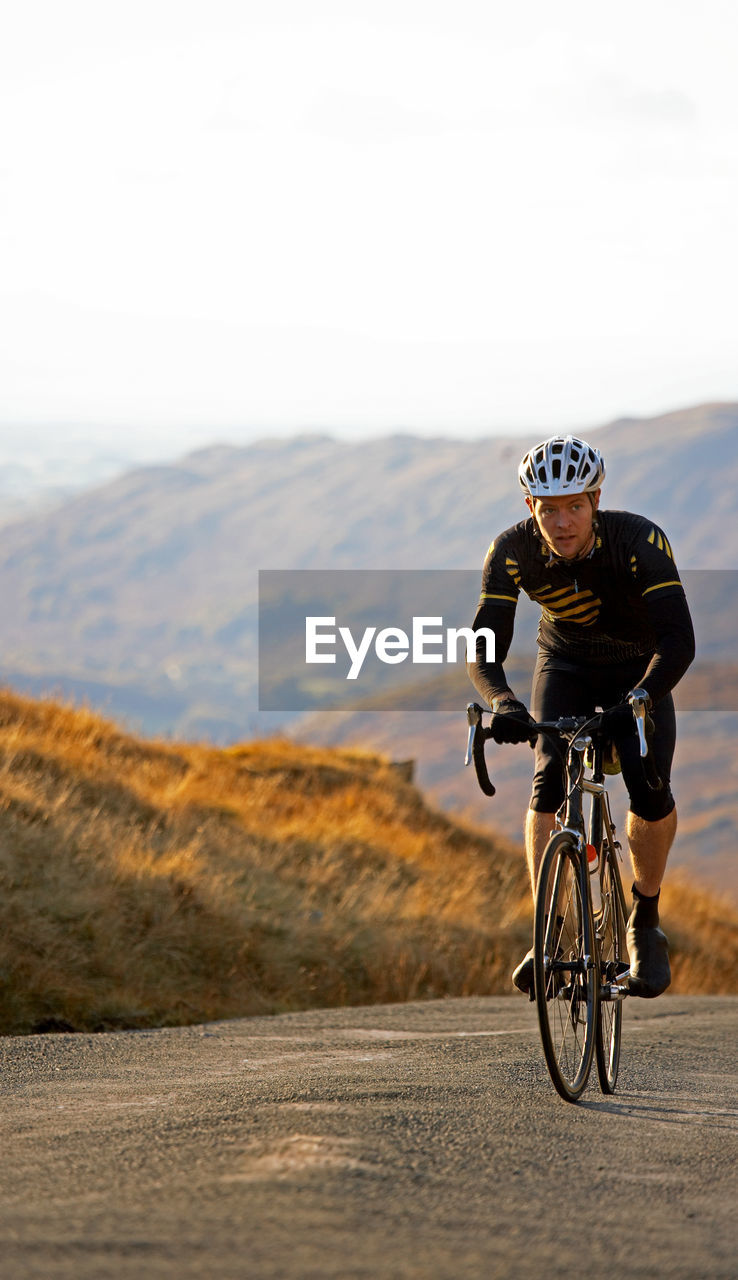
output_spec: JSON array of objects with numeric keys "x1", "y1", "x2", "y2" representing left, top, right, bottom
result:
[{"x1": 2, "y1": 996, "x2": 737, "y2": 1279}]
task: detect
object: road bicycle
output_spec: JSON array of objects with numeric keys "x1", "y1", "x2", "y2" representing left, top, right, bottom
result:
[{"x1": 465, "y1": 693, "x2": 661, "y2": 1103}]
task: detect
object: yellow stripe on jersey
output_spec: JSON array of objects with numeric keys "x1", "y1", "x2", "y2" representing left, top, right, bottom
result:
[
  {"x1": 647, "y1": 528, "x2": 674, "y2": 560},
  {"x1": 504, "y1": 560, "x2": 521, "y2": 588},
  {"x1": 543, "y1": 598, "x2": 602, "y2": 619},
  {"x1": 532, "y1": 584, "x2": 602, "y2": 626},
  {"x1": 531, "y1": 587, "x2": 582, "y2": 605},
  {"x1": 542, "y1": 605, "x2": 600, "y2": 625},
  {"x1": 530, "y1": 586, "x2": 601, "y2": 607},
  {"x1": 533, "y1": 591, "x2": 585, "y2": 611},
  {"x1": 642, "y1": 580, "x2": 682, "y2": 596},
  {"x1": 532, "y1": 584, "x2": 564, "y2": 598},
  {"x1": 532, "y1": 585, "x2": 586, "y2": 605},
  {"x1": 480, "y1": 592, "x2": 518, "y2": 604}
]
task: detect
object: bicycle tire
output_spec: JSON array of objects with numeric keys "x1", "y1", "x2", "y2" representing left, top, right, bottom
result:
[
  {"x1": 534, "y1": 832, "x2": 599, "y2": 1103},
  {"x1": 595, "y1": 844, "x2": 628, "y2": 1093}
]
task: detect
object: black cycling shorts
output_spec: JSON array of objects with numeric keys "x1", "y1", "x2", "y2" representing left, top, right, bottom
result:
[{"x1": 529, "y1": 649, "x2": 676, "y2": 822}]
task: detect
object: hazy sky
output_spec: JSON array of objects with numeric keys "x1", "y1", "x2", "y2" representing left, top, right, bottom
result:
[{"x1": 2, "y1": 0, "x2": 737, "y2": 446}]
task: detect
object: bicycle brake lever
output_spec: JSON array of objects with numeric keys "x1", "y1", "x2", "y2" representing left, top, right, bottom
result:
[
  {"x1": 465, "y1": 702, "x2": 482, "y2": 766},
  {"x1": 628, "y1": 689, "x2": 651, "y2": 758}
]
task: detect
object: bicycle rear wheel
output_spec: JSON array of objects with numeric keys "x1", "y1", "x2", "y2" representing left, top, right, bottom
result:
[
  {"x1": 534, "y1": 833, "x2": 599, "y2": 1103},
  {"x1": 595, "y1": 845, "x2": 628, "y2": 1093}
]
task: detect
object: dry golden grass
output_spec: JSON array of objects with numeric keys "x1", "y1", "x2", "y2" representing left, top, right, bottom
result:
[
  {"x1": 660, "y1": 877, "x2": 738, "y2": 994},
  {"x1": 0, "y1": 688, "x2": 735, "y2": 1035}
]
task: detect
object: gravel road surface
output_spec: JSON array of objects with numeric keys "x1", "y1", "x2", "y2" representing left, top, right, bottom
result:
[{"x1": 2, "y1": 996, "x2": 737, "y2": 1279}]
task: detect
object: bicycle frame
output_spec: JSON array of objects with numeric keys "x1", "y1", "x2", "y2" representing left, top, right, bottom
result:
[{"x1": 551, "y1": 730, "x2": 629, "y2": 1002}]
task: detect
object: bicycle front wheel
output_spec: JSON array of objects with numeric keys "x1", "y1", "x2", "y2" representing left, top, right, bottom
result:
[
  {"x1": 534, "y1": 833, "x2": 599, "y2": 1103},
  {"x1": 595, "y1": 845, "x2": 628, "y2": 1093}
]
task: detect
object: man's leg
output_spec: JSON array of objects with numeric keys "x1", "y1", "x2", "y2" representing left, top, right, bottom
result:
[
  {"x1": 512, "y1": 810, "x2": 557, "y2": 994},
  {"x1": 615, "y1": 688, "x2": 678, "y2": 999},
  {"x1": 624, "y1": 807, "x2": 677, "y2": 998},
  {"x1": 627, "y1": 807, "x2": 677, "y2": 896},
  {"x1": 524, "y1": 808, "x2": 557, "y2": 897}
]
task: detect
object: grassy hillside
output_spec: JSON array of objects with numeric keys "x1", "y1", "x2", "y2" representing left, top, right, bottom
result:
[{"x1": 0, "y1": 689, "x2": 736, "y2": 1036}]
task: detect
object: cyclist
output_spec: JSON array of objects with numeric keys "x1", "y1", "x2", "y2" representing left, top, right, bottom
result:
[{"x1": 468, "y1": 435, "x2": 695, "y2": 999}]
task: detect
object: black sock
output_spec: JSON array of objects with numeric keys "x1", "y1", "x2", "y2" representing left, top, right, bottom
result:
[
  {"x1": 632, "y1": 883, "x2": 660, "y2": 902},
  {"x1": 631, "y1": 883, "x2": 660, "y2": 927}
]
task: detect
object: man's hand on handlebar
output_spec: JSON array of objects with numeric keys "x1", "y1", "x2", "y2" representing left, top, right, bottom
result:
[
  {"x1": 466, "y1": 693, "x2": 662, "y2": 795},
  {"x1": 600, "y1": 689, "x2": 654, "y2": 741},
  {"x1": 490, "y1": 697, "x2": 537, "y2": 745},
  {"x1": 599, "y1": 703, "x2": 637, "y2": 737}
]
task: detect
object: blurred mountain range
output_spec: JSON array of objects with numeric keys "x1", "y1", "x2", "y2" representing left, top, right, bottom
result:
[
  {"x1": 0, "y1": 426, "x2": 193, "y2": 523},
  {"x1": 0, "y1": 401, "x2": 736, "y2": 898},
  {"x1": 0, "y1": 402, "x2": 734, "y2": 740}
]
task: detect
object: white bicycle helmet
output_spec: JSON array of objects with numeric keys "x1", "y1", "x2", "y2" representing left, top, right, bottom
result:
[{"x1": 518, "y1": 435, "x2": 605, "y2": 497}]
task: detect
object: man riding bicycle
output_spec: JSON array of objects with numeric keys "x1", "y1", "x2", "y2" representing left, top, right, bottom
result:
[{"x1": 468, "y1": 435, "x2": 695, "y2": 999}]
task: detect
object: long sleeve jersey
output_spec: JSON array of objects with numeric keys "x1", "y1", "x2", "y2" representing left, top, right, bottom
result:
[{"x1": 468, "y1": 509, "x2": 695, "y2": 708}]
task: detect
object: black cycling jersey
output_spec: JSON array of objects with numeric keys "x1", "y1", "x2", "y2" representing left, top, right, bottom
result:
[{"x1": 468, "y1": 509, "x2": 695, "y2": 708}]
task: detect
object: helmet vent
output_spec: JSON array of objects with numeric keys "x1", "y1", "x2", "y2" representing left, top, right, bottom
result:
[{"x1": 517, "y1": 435, "x2": 605, "y2": 497}]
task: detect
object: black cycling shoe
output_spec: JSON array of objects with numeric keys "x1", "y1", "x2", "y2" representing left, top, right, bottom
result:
[
  {"x1": 626, "y1": 890, "x2": 671, "y2": 998},
  {"x1": 512, "y1": 948, "x2": 535, "y2": 999}
]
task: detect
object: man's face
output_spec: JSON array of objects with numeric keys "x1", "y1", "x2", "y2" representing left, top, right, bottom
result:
[{"x1": 526, "y1": 490, "x2": 600, "y2": 559}]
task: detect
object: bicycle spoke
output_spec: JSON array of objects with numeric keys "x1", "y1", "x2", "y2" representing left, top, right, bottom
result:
[
  {"x1": 595, "y1": 843, "x2": 626, "y2": 1093},
  {"x1": 534, "y1": 835, "x2": 598, "y2": 1102}
]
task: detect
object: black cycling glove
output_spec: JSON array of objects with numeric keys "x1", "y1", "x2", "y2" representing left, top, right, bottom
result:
[
  {"x1": 600, "y1": 692, "x2": 653, "y2": 740},
  {"x1": 490, "y1": 698, "x2": 536, "y2": 745}
]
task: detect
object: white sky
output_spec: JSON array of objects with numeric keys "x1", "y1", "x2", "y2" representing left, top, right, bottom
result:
[{"x1": 2, "y1": 0, "x2": 737, "y2": 447}]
